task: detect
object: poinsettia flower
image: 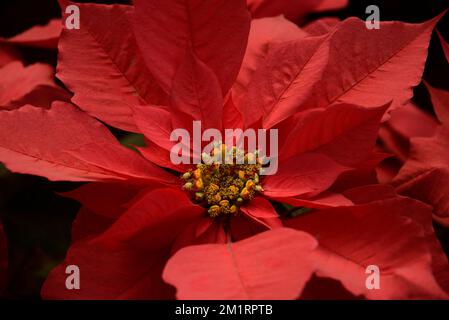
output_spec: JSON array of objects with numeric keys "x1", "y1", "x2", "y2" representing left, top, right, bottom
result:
[
  {"x1": 0, "y1": 0, "x2": 446, "y2": 299},
  {"x1": 0, "y1": 18, "x2": 61, "y2": 49},
  {"x1": 247, "y1": 0, "x2": 348, "y2": 22}
]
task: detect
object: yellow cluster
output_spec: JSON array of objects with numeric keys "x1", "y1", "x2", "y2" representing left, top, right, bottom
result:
[{"x1": 182, "y1": 144, "x2": 264, "y2": 218}]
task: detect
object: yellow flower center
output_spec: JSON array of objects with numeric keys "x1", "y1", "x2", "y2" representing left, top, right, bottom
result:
[{"x1": 181, "y1": 144, "x2": 264, "y2": 218}]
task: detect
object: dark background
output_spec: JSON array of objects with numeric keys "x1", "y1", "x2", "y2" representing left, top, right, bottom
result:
[{"x1": 0, "y1": 0, "x2": 448, "y2": 299}]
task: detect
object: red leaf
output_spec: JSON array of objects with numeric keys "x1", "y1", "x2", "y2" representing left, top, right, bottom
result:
[
  {"x1": 42, "y1": 241, "x2": 174, "y2": 299},
  {"x1": 163, "y1": 228, "x2": 318, "y2": 299},
  {"x1": 263, "y1": 152, "x2": 348, "y2": 198},
  {"x1": 170, "y1": 50, "x2": 223, "y2": 130},
  {"x1": 0, "y1": 102, "x2": 175, "y2": 183},
  {"x1": 133, "y1": 105, "x2": 174, "y2": 151},
  {"x1": 379, "y1": 102, "x2": 438, "y2": 162},
  {"x1": 240, "y1": 197, "x2": 282, "y2": 229},
  {"x1": 242, "y1": 35, "x2": 329, "y2": 128},
  {"x1": 247, "y1": 0, "x2": 348, "y2": 21},
  {"x1": 247, "y1": 0, "x2": 321, "y2": 21},
  {"x1": 280, "y1": 102, "x2": 389, "y2": 166},
  {"x1": 438, "y1": 31, "x2": 449, "y2": 63},
  {"x1": 304, "y1": 17, "x2": 340, "y2": 36},
  {"x1": 315, "y1": 0, "x2": 348, "y2": 12},
  {"x1": 304, "y1": 16, "x2": 440, "y2": 118},
  {"x1": 223, "y1": 94, "x2": 243, "y2": 131},
  {"x1": 133, "y1": 0, "x2": 250, "y2": 96},
  {"x1": 287, "y1": 197, "x2": 448, "y2": 299},
  {"x1": 171, "y1": 218, "x2": 227, "y2": 254},
  {"x1": 233, "y1": 16, "x2": 306, "y2": 108},
  {"x1": 0, "y1": 44, "x2": 20, "y2": 67},
  {"x1": 424, "y1": 81, "x2": 449, "y2": 126},
  {"x1": 394, "y1": 126, "x2": 449, "y2": 225},
  {"x1": 64, "y1": 182, "x2": 143, "y2": 220},
  {"x1": 0, "y1": 61, "x2": 69, "y2": 109},
  {"x1": 1, "y1": 19, "x2": 61, "y2": 49},
  {"x1": 274, "y1": 192, "x2": 353, "y2": 209},
  {"x1": 94, "y1": 188, "x2": 204, "y2": 250},
  {"x1": 57, "y1": 2, "x2": 167, "y2": 132}
]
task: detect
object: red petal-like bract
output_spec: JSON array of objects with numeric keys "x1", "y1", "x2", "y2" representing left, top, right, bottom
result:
[
  {"x1": 280, "y1": 102, "x2": 389, "y2": 165},
  {"x1": 0, "y1": 224, "x2": 7, "y2": 297},
  {"x1": 425, "y1": 81, "x2": 449, "y2": 126},
  {"x1": 263, "y1": 152, "x2": 348, "y2": 198},
  {"x1": 0, "y1": 102, "x2": 175, "y2": 183},
  {"x1": 57, "y1": 2, "x2": 167, "y2": 132},
  {"x1": 163, "y1": 228, "x2": 318, "y2": 299},
  {"x1": 305, "y1": 16, "x2": 439, "y2": 118},
  {"x1": 1, "y1": 19, "x2": 61, "y2": 49},
  {"x1": 94, "y1": 188, "x2": 204, "y2": 249},
  {"x1": 42, "y1": 188, "x2": 206, "y2": 299},
  {"x1": 0, "y1": 44, "x2": 19, "y2": 67},
  {"x1": 169, "y1": 50, "x2": 223, "y2": 130},
  {"x1": 242, "y1": 34, "x2": 329, "y2": 128},
  {"x1": 247, "y1": 0, "x2": 348, "y2": 21},
  {"x1": 240, "y1": 197, "x2": 282, "y2": 230},
  {"x1": 394, "y1": 127, "x2": 449, "y2": 226},
  {"x1": 133, "y1": 0, "x2": 250, "y2": 97},
  {"x1": 438, "y1": 31, "x2": 449, "y2": 63},
  {"x1": 233, "y1": 16, "x2": 307, "y2": 108},
  {"x1": 287, "y1": 194, "x2": 449, "y2": 299},
  {"x1": 0, "y1": 61, "x2": 69, "y2": 109}
]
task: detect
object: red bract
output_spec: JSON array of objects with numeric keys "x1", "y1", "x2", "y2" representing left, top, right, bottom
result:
[
  {"x1": 0, "y1": 0, "x2": 446, "y2": 299},
  {"x1": 388, "y1": 32, "x2": 449, "y2": 226},
  {"x1": 166, "y1": 186, "x2": 449, "y2": 299},
  {"x1": 0, "y1": 19, "x2": 61, "y2": 49},
  {"x1": 393, "y1": 82, "x2": 449, "y2": 226},
  {"x1": 0, "y1": 23, "x2": 69, "y2": 109},
  {"x1": 247, "y1": 0, "x2": 348, "y2": 22}
]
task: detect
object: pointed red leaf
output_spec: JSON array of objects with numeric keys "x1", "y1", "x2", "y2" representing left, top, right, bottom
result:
[
  {"x1": 0, "y1": 44, "x2": 19, "y2": 67},
  {"x1": 233, "y1": 16, "x2": 306, "y2": 108},
  {"x1": 287, "y1": 197, "x2": 448, "y2": 299},
  {"x1": 94, "y1": 188, "x2": 204, "y2": 250},
  {"x1": 133, "y1": 0, "x2": 250, "y2": 96},
  {"x1": 64, "y1": 182, "x2": 143, "y2": 220},
  {"x1": 438, "y1": 31, "x2": 449, "y2": 63},
  {"x1": 242, "y1": 35, "x2": 329, "y2": 128},
  {"x1": 274, "y1": 192, "x2": 353, "y2": 209},
  {"x1": 394, "y1": 126, "x2": 449, "y2": 225},
  {"x1": 240, "y1": 197, "x2": 282, "y2": 229},
  {"x1": 170, "y1": 50, "x2": 223, "y2": 130},
  {"x1": 57, "y1": 2, "x2": 167, "y2": 132},
  {"x1": 247, "y1": 0, "x2": 321, "y2": 21},
  {"x1": 0, "y1": 61, "x2": 69, "y2": 109},
  {"x1": 163, "y1": 228, "x2": 318, "y2": 299},
  {"x1": 1, "y1": 19, "x2": 61, "y2": 49},
  {"x1": 263, "y1": 152, "x2": 348, "y2": 198},
  {"x1": 132, "y1": 105, "x2": 175, "y2": 151},
  {"x1": 280, "y1": 102, "x2": 389, "y2": 166},
  {"x1": 171, "y1": 218, "x2": 227, "y2": 254},
  {"x1": 0, "y1": 102, "x2": 175, "y2": 183},
  {"x1": 42, "y1": 241, "x2": 174, "y2": 299},
  {"x1": 424, "y1": 81, "x2": 449, "y2": 126},
  {"x1": 305, "y1": 16, "x2": 440, "y2": 117},
  {"x1": 304, "y1": 17, "x2": 340, "y2": 36}
]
